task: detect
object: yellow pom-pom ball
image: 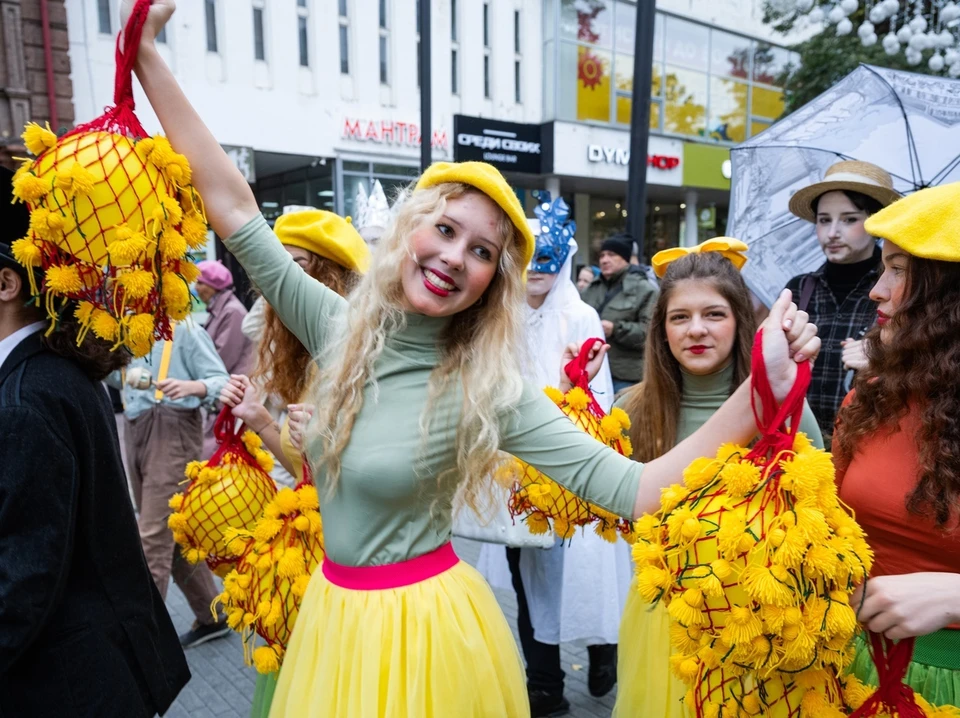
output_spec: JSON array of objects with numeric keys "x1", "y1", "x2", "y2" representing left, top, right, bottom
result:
[
  {"x1": 564, "y1": 386, "x2": 590, "y2": 411},
  {"x1": 179, "y1": 260, "x2": 201, "y2": 284},
  {"x1": 609, "y1": 406, "x2": 631, "y2": 430},
  {"x1": 54, "y1": 163, "x2": 97, "y2": 198},
  {"x1": 599, "y1": 414, "x2": 623, "y2": 443},
  {"x1": 293, "y1": 515, "x2": 311, "y2": 532},
  {"x1": 291, "y1": 574, "x2": 312, "y2": 598},
  {"x1": 158, "y1": 228, "x2": 187, "y2": 260},
  {"x1": 90, "y1": 309, "x2": 119, "y2": 341},
  {"x1": 297, "y1": 484, "x2": 320, "y2": 512},
  {"x1": 254, "y1": 517, "x2": 284, "y2": 543},
  {"x1": 274, "y1": 488, "x2": 301, "y2": 516},
  {"x1": 181, "y1": 213, "x2": 209, "y2": 249},
  {"x1": 168, "y1": 493, "x2": 184, "y2": 511},
  {"x1": 526, "y1": 511, "x2": 550, "y2": 535},
  {"x1": 12, "y1": 171, "x2": 48, "y2": 203},
  {"x1": 683, "y1": 456, "x2": 720, "y2": 491},
  {"x1": 719, "y1": 461, "x2": 762, "y2": 497},
  {"x1": 253, "y1": 645, "x2": 282, "y2": 675},
  {"x1": 22, "y1": 122, "x2": 58, "y2": 156},
  {"x1": 161, "y1": 274, "x2": 191, "y2": 320},
  {"x1": 277, "y1": 546, "x2": 306, "y2": 579},
  {"x1": 45, "y1": 264, "x2": 82, "y2": 294},
  {"x1": 119, "y1": 269, "x2": 155, "y2": 300},
  {"x1": 11, "y1": 237, "x2": 43, "y2": 267}
]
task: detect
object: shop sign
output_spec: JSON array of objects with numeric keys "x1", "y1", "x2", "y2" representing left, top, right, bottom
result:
[
  {"x1": 586, "y1": 145, "x2": 681, "y2": 170},
  {"x1": 341, "y1": 117, "x2": 449, "y2": 151},
  {"x1": 453, "y1": 115, "x2": 546, "y2": 174}
]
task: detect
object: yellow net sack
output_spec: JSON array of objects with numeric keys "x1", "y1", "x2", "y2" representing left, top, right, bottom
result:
[
  {"x1": 9, "y1": 0, "x2": 204, "y2": 357},
  {"x1": 168, "y1": 407, "x2": 277, "y2": 573},
  {"x1": 508, "y1": 338, "x2": 635, "y2": 543}
]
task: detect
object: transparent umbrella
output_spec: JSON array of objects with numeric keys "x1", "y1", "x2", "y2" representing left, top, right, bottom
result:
[{"x1": 728, "y1": 63, "x2": 960, "y2": 306}]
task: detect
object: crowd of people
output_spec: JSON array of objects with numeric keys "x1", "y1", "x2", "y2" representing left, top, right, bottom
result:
[{"x1": 2, "y1": 1, "x2": 960, "y2": 717}]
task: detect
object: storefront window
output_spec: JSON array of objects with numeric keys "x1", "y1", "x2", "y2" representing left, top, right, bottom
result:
[
  {"x1": 544, "y1": 4, "x2": 794, "y2": 143},
  {"x1": 339, "y1": 159, "x2": 418, "y2": 219},
  {"x1": 255, "y1": 160, "x2": 334, "y2": 224}
]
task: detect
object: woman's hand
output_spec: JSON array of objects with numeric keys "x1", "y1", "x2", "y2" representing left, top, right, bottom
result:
[
  {"x1": 287, "y1": 403, "x2": 315, "y2": 453},
  {"x1": 156, "y1": 378, "x2": 204, "y2": 400},
  {"x1": 842, "y1": 338, "x2": 869, "y2": 371},
  {"x1": 120, "y1": 0, "x2": 175, "y2": 46},
  {"x1": 220, "y1": 374, "x2": 270, "y2": 430},
  {"x1": 761, "y1": 289, "x2": 820, "y2": 402},
  {"x1": 558, "y1": 340, "x2": 609, "y2": 393},
  {"x1": 851, "y1": 572, "x2": 960, "y2": 640}
]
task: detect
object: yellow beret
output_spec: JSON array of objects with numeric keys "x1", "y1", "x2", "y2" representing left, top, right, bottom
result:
[
  {"x1": 864, "y1": 182, "x2": 960, "y2": 262},
  {"x1": 416, "y1": 161, "x2": 535, "y2": 269},
  {"x1": 651, "y1": 237, "x2": 749, "y2": 278},
  {"x1": 274, "y1": 209, "x2": 371, "y2": 273}
]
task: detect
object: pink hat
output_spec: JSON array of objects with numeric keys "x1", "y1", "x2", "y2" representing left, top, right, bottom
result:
[{"x1": 196, "y1": 260, "x2": 233, "y2": 291}]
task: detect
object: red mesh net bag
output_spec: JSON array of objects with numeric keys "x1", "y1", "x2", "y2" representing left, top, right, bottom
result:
[
  {"x1": 631, "y1": 330, "x2": 875, "y2": 717},
  {"x1": 9, "y1": 0, "x2": 205, "y2": 357},
  {"x1": 214, "y1": 469, "x2": 325, "y2": 674},
  {"x1": 508, "y1": 338, "x2": 635, "y2": 543},
  {"x1": 168, "y1": 406, "x2": 277, "y2": 574}
]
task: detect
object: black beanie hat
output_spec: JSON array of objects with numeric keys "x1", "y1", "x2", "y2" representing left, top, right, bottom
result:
[
  {"x1": 600, "y1": 234, "x2": 633, "y2": 263},
  {"x1": 0, "y1": 166, "x2": 31, "y2": 276}
]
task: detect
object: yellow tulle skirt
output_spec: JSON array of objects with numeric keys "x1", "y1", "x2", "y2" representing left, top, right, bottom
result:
[
  {"x1": 614, "y1": 580, "x2": 688, "y2": 718},
  {"x1": 268, "y1": 559, "x2": 529, "y2": 717}
]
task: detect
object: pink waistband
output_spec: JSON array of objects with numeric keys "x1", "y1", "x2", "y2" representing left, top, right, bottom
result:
[{"x1": 322, "y1": 542, "x2": 460, "y2": 590}]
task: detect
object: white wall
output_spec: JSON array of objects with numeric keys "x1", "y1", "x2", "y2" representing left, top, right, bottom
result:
[
  {"x1": 657, "y1": 0, "x2": 812, "y2": 43},
  {"x1": 66, "y1": 0, "x2": 545, "y2": 162}
]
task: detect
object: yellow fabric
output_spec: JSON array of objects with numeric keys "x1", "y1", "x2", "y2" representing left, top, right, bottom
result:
[
  {"x1": 153, "y1": 324, "x2": 176, "y2": 401},
  {"x1": 416, "y1": 161, "x2": 535, "y2": 269},
  {"x1": 651, "y1": 237, "x2": 749, "y2": 278},
  {"x1": 273, "y1": 209, "x2": 371, "y2": 273},
  {"x1": 614, "y1": 585, "x2": 688, "y2": 718},
  {"x1": 269, "y1": 560, "x2": 528, "y2": 717},
  {"x1": 279, "y1": 419, "x2": 304, "y2": 482},
  {"x1": 864, "y1": 182, "x2": 960, "y2": 262}
]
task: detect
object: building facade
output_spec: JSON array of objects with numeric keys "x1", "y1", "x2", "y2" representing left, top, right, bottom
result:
[{"x1": 65, "y1": 0, "x2": 800, "y2": 266}]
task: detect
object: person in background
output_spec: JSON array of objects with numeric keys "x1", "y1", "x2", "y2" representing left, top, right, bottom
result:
[
  {"x1": 113, "y1": 320, "x2": 230, "y2": 649},
  {"x1": 0, "y1": 166, "x2": 190, "y2": 715},
  {"x1": 785, "y1": 160, "x2": 900, "y2": 446},
  {"x1": 195, "y1": 259, "x2": 253, "y2": 457},
  {"x1": 576, "y1": 265, "x2": 598, "y2": 293},
  {"x1": 581, "y1": 233, "x2": 659, "y2": 393}
]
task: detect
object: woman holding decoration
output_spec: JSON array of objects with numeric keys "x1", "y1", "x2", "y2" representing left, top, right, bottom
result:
[{"x1": 124, "y1": 1, "x2": 819, "y2": 714}]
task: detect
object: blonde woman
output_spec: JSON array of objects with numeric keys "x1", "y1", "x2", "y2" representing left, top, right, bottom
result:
[{"x1": 126, "y1": 2, "x2": 819, "y2": 714}]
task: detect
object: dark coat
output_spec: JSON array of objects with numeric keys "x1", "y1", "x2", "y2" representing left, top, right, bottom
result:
[{"x1": 0, "y1": 332, "x2": 190, "y2": 717}]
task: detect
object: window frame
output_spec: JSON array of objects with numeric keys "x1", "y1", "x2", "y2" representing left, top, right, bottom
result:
[
  {"x1": 297, "y1": 0, "x2": 310, "y2": 67},
  {"x1": 204, "y1": 0, "x2": 218, "y2": 53},
  {"x1": 379, "y1": 0, "x2": 390, "y2": 85},
  {"x1": 338, "y1": 0, "x2": 350, "y2": 74},
  {"x1": 252, "y1": 1, "x2": 266, "y2": 62},
  {"x1": 97, "y1": 0, "x2": 111, "y2": 35}
]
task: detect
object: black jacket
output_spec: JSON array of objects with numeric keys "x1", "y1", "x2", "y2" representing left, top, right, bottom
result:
[{"x1": 0, "y1": 332, "x2": 190, "y2": 717}]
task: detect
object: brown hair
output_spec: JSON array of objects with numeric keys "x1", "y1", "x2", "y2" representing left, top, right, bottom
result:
[
  {"x1": 251, "y1": 253, "x2": 359, "y2": 405},
  {"x1": 621, "y1": 252, "x2": 756, "y2": 462},
  {"x1": 835, "y1": 255, "x2": 960, "y2": 528},
  {"x1": 42, "y1": 301, "x2": 131, "y2": 381}
]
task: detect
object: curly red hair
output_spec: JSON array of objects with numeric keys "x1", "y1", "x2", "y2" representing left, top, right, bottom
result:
[
  {"x1": 835, "y1": 255, "x2": 960, "y2": 528},
  {"x1": 251, "y1": 254, "x2": 360, "y2": 405}
]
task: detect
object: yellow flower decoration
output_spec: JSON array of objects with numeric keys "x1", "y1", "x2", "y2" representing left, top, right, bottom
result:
[
  {"x1": 53, "y1": 163, "x2": 97, "y2": 198},
  {"x1": 682, "y1": 456, "x2": 720, "y2": 491},
  {"x1": 564, "y1": 386, "x2": 589, "y2": 411},
  {"x1": 119, "y1": 269, "x2": 155, "y2": 300},
  {"x1": 719, "y1": 461, "x2": 762, "y2": 497},
  {"x1": 22, "y1": 121, "x2": 57, "y2": 156},
  {"x1": 107, "y1": 226, "x2": 149, "y2": 266},
  {"x1": 11, "y1": 237, "x2": 43, "y2": 267},
  {"x1": 181, "y1": 213, "x2": 209, "y2": 249},
  {"x1": 12, "y1": 171, "x2": 48, "y2": 203},
  {"x1": 45, "y1": 264, "x2": 82, "y2": 294}
]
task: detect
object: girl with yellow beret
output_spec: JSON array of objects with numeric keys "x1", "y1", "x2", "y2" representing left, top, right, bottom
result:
[
  {"x1": 613, "y1": 242, "x2": 824, "y2": 717},
  {"x1": 832, "y1": 182, "x2": 960, "y2": 711},
  {"x1": 216, "y1": 209, "x2": 368, "y2": 718},
  {"x1": 125, "y1": 2, "x2": 820, "y2": 714}
]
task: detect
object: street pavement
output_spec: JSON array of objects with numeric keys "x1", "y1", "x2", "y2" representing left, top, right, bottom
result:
[{"x1": 162, "y1": 538, "x2": 619, "y2": 718}]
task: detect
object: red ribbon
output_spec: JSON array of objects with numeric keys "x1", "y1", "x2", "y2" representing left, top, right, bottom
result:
[
  {"x1": 744, "y1": 328, "x2": 812, "y2": 463},
  {"x1": 205, "y1": 404, "x2": 252, "y2": 468},
  {"x1": 562, "y1": 337, "x2": 608, "y2": 417},
  {"x1": 849, "y1": 633, "x2": 923, "y2": 717}
]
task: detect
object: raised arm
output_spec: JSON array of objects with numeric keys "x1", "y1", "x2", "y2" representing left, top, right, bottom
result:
[{"x1": 126, "y1": 0, "x2": 258, "y2": 238}]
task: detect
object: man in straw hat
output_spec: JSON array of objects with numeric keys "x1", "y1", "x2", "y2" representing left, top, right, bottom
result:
[
  {"x1": 0, "y1": 164, "x2": 190, "y2": 714},
  {"x1": 785, "y1": 159, "x2": 901, "y2": 446}
]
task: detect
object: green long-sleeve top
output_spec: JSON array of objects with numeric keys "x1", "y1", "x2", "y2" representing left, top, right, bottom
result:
[
  {"x1": 225, "y1": 215, "x2": 644, "y2": 567},
  {"x1": 614, "y1": 362, "x2": 824, "y2": 451}
]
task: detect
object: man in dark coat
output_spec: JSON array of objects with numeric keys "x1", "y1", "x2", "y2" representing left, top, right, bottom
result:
[{"x1": 0, "y1": 166, "x2": 190, "y2": 716}]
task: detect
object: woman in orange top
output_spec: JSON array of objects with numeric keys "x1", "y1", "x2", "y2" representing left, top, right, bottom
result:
[{"x1": 835, "y1": 182, "x2": 960, "y2": 708}]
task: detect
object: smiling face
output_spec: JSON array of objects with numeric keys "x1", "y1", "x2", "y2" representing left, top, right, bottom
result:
[
  {"x1": 664, "y1": 279, "x2": 737, "y2": 375},
  {"x1": 815, "y1": 191, "x2": 877, "y2": 264},
  {"x1": 399, "y1": 191, "x2": 506, "y2": 317},
  {"x1": 869, "y1": 239, "x2": 909, "y2": 345}
]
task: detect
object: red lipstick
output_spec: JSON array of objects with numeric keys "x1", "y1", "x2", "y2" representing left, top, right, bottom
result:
[
  {"x1": 689, "y1": 345, "x2": 708, "y2": 355},
  {"x1": 877, "y1": 310, "x2": 891, "y2": 326}
]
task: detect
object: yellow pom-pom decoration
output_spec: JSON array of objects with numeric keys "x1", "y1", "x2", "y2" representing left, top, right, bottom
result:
[
  {"x1": 158, "y1": 228, "x2": 187, "y2": 260},
  {"x1": 564, "y1": 386, "x2": 589, "y2": 411},
  {"x1": 90, "y1": 309, "x2": 119, "y2": 341},
  {"x1": 22, "y1": 122, "x2": 58, "y2": 156},
  {"x1": 253, "y1": 645, "x2": 282, "y2": 675},
  {"x1": 118, "y1": 269, "x2": 155, "y2": 300},
  {"x1": 54, "y1": 163, "x2": 97, "y2": 198},
  {"x1": 45, "y1": 264, "x2": 82, "y2": 294},
  {"x1": 168, "y1": 493, "x2": 184, "y2": 511},
  {"x1": 12, "y1": 171, "x2": 49, "y2": 203},
  {"x1": 161, "y1": 274, "x2": 191, "y2": 321},
  {"x1": 11, "y1": 237, "x2": 43, "y2": 267}
]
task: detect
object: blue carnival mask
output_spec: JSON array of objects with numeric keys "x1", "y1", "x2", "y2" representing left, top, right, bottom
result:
[{"x1": 529, "y1": 191, "x2": 576, "y2": 275}]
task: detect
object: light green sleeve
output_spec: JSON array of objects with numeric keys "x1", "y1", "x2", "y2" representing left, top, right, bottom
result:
[
  {"x1": 223, "y1": 214, "x2": 347, "y2": 358},
  {"x1": 798, "y1": 400, "x2": 824, "y2": 450},
  {"x1": 500, "y1": 383, "x2": 642, "y2": 519}
]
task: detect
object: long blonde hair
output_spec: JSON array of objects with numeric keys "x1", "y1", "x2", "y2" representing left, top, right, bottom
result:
[{"x1": 305, "y1": 182, "x2": 528, "y2": 513}]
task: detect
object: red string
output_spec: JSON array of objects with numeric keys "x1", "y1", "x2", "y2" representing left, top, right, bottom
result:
[
  {"x1": 849, "y1": 633, "x2": 923, "y2": 718},
  {"x1": 744, "y1": 328, "x2": 812, "y2": 463},
  {"x1": 562, "y1": 337, "x2": 607, "y2": 417},
  {"x1": 206, "y1": 404, "x2": 251, "y2": 467}
]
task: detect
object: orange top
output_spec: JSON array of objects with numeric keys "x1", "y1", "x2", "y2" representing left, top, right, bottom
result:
[{"x1": 836, "y1": 398, "x2": 960, "y2": 578}]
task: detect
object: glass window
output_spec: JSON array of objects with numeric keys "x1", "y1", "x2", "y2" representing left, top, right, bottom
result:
[
  {"x1": 544, "y1": 0, "x2": 555, "y2": 41},
  {"x1": 97, "y1": 0, "x2": 111, "y2": 34},
  {"x1": 484, "y1": 55, "x2": 491, "y2": 98},
  {"x1": 298, "y1": 0, "x2": 307, "y2": 6},
  {"x1": 452, "y1": 49, "x2": 459, "y2": 94},
  {"x1": 753, "y1": 43, "x2": 791, "y2": 85},
  {"x1": 664, "y1": 16, "x2": 708, "y2": 72},
  {"x1": 253, "y1": 8, "x2": 265, "y2": 61},
  {"x1": 205, "y1": 0, "x2": 218, "y2": 52},
  {"x1": 483, "y1": 3, "x2": 490, "y2": 47},
  {"x1": 710, "y1": 29, "x2": 751, "y2": 79},
  {"x1": 560, "y1": 0, "x2": 612, "y2": 47},
  {"x1": 615, "y1": 53, "x2": 632, "y2": 93},
  {"x1": 338, "y1": 0, "x2": 347, "y2": 16},
  {"x1": 615, "y1": 96, "x2": 660, "y2": 130},
  {"x1": 372, "y1": 163, "x2": 418, "y2": 177},
  {"x1": 515, "y1": 60, "x2": 522, "y2": 103},
  {"x1": 575, "y1": 44, "x2": 611, "y2": 122},
  {"x1": 515, "y1": 11, "x2": 521, "y2": 53},
  {"x1": 663, "y1": 66, "x2": 707, "y2": 137},
  {"x1": 652, "y1": 62, "x2": 662, "y2": 98},
  {"x1": 339, "y1": 25, "x2": 349, "y2": 73},
  {"x1": 298, "y1": 16, "x2": 309, "y2": 67},
  {"x1": 544, "y1": 39, "x2": 556, "y2": 119},
  {"x1": 342, "y1": 175, "x2": 369, "y2": 222},
  {"x1": 452, "y1": 0, "x2": 458, "y2": 41},
  {"x1": 708, "y1": 76, "x2": 748, "y2": 143},
  {"x1": 751, "y1": 85, "x2": 785, "y2": 120},
  {"x1": 379, "y1": 35, "x2": 389, "y2": 84},
  {"x1": 750, "y1": 119, "x2": 772, "y2": 137},
  {"x1": 379, "y1": 0, "x2": 387, "y2": 29},
  {"x1": 615, "y1": 1, "x2": 634, "y2": 53}
]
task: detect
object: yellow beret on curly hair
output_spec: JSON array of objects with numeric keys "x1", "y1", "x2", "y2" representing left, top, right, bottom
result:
[
  {"x1": 864, "y1": 182, "x2": 960, "y2": 263},
  {"x1": 274, "y1": 209, "x2": 370, "y2": 273},
  {"x1": 416, "y1": 162, "x2": 535, "y2": 269}
]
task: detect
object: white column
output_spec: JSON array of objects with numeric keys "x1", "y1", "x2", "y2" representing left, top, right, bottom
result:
[
  {"x1": 684, "y1": 189, "x2": 699, "y2": 247},
  {"x1": 545, "y1": 176, "x2": 561, "y2": 199}
]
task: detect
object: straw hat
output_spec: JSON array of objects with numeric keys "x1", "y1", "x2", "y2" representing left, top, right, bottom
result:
[{"x1": 788, "y1": 160, "x2": 902, "y2": 223}]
